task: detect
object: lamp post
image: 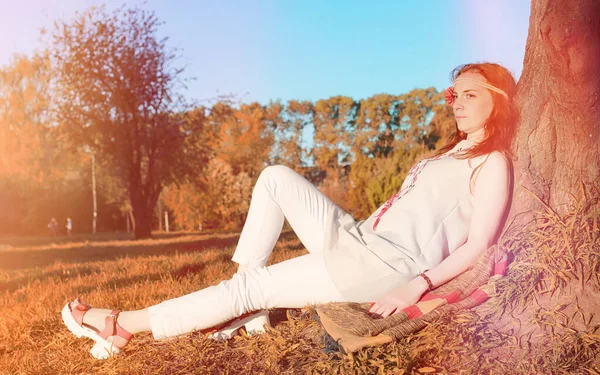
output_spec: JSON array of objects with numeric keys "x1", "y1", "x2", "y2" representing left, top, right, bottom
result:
[{"x1": 92, "y1": 153, "x2": 97, "y2": 234}]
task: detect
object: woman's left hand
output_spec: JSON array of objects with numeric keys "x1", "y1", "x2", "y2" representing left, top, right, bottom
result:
[{"x1": 368, "y1": 277, "x2": 429, "y2": 318}]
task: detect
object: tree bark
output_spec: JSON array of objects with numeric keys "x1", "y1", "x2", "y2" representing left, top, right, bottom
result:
[
  {"x1": 507, "y1": 0, "x2": 600, "y2": 231},
  {"x1": 132, "y1": 197, "x2": 153, "y2": 239},
  {"x1": 491, "y1": 1, "x2": 600, "y2": 358}
]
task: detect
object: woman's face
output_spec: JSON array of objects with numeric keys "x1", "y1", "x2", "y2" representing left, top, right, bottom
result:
[{"x1": 452, "y1": 72, "x2": 494, "y2": 141}]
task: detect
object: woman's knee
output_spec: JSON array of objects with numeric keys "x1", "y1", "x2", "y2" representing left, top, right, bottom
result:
[
  {"x1": 257, "y1": 165, "x2": 298, "y2": 189},
  {"x1": 259, "y1": 164, "x2": 293, "y2": 180}
]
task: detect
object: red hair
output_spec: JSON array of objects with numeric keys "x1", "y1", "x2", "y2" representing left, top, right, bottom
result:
[{"x1": 435, "y1": 63, "x2": 519, "y2": 159}]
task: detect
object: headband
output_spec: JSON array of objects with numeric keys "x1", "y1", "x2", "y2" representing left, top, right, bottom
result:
[{"x1": 453, "y1": 77, "x2": 508, "y2": 98}]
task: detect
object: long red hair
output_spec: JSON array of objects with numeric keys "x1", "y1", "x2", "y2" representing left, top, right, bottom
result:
[{"x1": 435, "y1": 63, "x2": 519, "y2": 159}]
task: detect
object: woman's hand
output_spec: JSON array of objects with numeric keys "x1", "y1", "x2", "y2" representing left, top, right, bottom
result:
[{"x1": 368, "y1": 276, "x2": 429, "y2": 318}]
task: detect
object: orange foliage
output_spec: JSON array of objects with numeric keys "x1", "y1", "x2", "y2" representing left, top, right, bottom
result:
[{"x1": 212, "y1": 102, "x2": 274, "y2": 178}]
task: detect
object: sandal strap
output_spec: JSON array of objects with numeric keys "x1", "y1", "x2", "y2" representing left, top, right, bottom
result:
[
  {"x1": 99, "y1": 310, "x2": 134, "y2": 342},
  {"x1": 71, "y1": 299, "x2": 92, "y2": 326}
]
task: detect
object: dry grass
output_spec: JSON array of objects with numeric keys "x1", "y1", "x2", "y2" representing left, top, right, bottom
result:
[{"x1": 1, "y1": 188, "x2": 599, "y2": 375}]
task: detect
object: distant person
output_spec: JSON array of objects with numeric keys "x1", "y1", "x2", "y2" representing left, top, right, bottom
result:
[
  {"x1": 47, "y1": 218, "x2": 58, "y2": 237},
  {"x1": 62, "y1": 62, "x2": 518, "y2": 359},
  {"x1": 66, "y1": 218, "x2": 73, "y2": 236}
]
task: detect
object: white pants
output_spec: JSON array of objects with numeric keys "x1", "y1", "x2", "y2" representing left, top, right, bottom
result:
[{"x1": 148, "y1": 165, "x2": 347, "y2": 339}]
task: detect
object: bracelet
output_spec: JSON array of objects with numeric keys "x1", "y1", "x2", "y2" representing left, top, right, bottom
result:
[{"x1": 419, "y1": 272, "x2": 434, "y2": 291}]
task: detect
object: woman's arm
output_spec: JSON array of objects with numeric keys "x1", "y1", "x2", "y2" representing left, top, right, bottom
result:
[{"x1": 368, "y1": 152, "x2": 510, "y2": 318}]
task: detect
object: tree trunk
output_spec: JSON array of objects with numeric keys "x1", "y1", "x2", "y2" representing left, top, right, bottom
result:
[
  {"x1": 132, "y1": 202, "x2": 153, "y2": 239},
  {"x1": 127, "y1": 208, "x2": 135, "y2": 233},
  {"x1": 130, "y1": 178, "x2": 160, "y2": 239},
  {"x1": 492, "y1": 0, "x2": 600, "y2": 360},
  {"x1": 507, "y1": 0, "x2": 600, "y2": 231}
]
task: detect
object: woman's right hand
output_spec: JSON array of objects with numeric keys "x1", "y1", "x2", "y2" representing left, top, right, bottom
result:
[{"x1": 367, "y1": 276, "x2": 429, "y2": 318}]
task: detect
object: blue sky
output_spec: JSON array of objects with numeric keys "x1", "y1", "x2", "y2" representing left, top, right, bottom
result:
[{"x1": 0, "y1": 0, "x2": 531, "y2": 105}]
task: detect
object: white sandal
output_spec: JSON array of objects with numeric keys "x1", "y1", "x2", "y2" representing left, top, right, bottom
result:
[
  {"x1": 206, "y1": 310, "x2": 271, "y2": 340},
  {"x1": 61, "y1": 298, "x2": 133, "y2": 359}
]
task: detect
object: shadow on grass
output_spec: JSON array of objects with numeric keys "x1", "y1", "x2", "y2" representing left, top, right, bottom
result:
[
  {"x1": 0, "y1": 230, "x2": 230, "y2": 249},
  {"x1": 0, "y1": 253, "x2": 237, "y2": 293},
  {"x1": 0, "y1": 230, "x2": 298, "y2": 270},
  {"x1": 0, "y1": 265, "x2": 100, "y2": 293},
  {"x1": 0, "y1": 233, "x2": 245, "y2": 271},
  {"x1": 95, "y1": 254, "x2": 236, "y2": 291}
]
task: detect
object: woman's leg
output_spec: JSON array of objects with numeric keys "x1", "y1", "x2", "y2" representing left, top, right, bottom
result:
[
  {"x1": 148, "y1": 253, "x2": 344, "y2": 339},
  {"x1": 69, "y1": 165, "x2": 348, "y2": 347},
  {"x1": 231, "y1": 165, "x2": 346, "y2": 333},
  {"x1": 232, "y1": 165, "x2": 345, "y2": 268},
  {"x1": 74, "y1": 253, "x2": 344, "y2": 341}
]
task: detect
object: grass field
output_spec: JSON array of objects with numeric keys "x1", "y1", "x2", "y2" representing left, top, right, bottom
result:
[
  {"x1": 2, "y1": 204, "x2": 599, "y2": 375},
  {"x1": 1, "y1": 230, "x2": 396, "y2": 375}
]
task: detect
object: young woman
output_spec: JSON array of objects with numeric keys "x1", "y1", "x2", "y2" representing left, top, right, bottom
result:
[{"x1": 62, "y1": 62, "x2": 519, "y2": 359}]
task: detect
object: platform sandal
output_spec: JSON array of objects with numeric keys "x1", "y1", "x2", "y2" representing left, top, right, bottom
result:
[{"x1": 61, "y1": 298, "x2": 133, "y2": 359}]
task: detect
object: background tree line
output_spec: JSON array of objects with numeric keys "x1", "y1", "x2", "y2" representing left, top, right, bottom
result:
[{"x1": 0, "y1": 4, "x2": 454, "y2": 238}]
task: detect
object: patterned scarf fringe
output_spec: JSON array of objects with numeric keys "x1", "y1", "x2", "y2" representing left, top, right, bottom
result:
[{"x1": 316, "y1": 244, "x2": 508, "y2": 345}]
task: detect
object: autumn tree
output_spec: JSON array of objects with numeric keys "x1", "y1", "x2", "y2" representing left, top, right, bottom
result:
[
  {"x1": 343, "y1": 89, "x2": 450, "y2": 218},
  {"x1": 0, "y1": 53, "x2": 53, "y2": 234},
  {"x1": 311, "y1": 96, "x2": 356, "y2": 171},
  {"x1": 353, "y1": 94, "x2": 400, "y2": 159},
  {"x1": 50, "y1": 5, "x2": 209, "y2": 238},
  {"x1": 162, "y1": 101, "x2": 275, "y2": 231},
  {"x1": 211, "y1": 102, "x2": 274, "y2": 178},
  {"x1": 0, "y1": 53, "x2": 93, "y2": 235},
  {"x1": 269, "y1": 100, "x2": 312, "y2": 170}
]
